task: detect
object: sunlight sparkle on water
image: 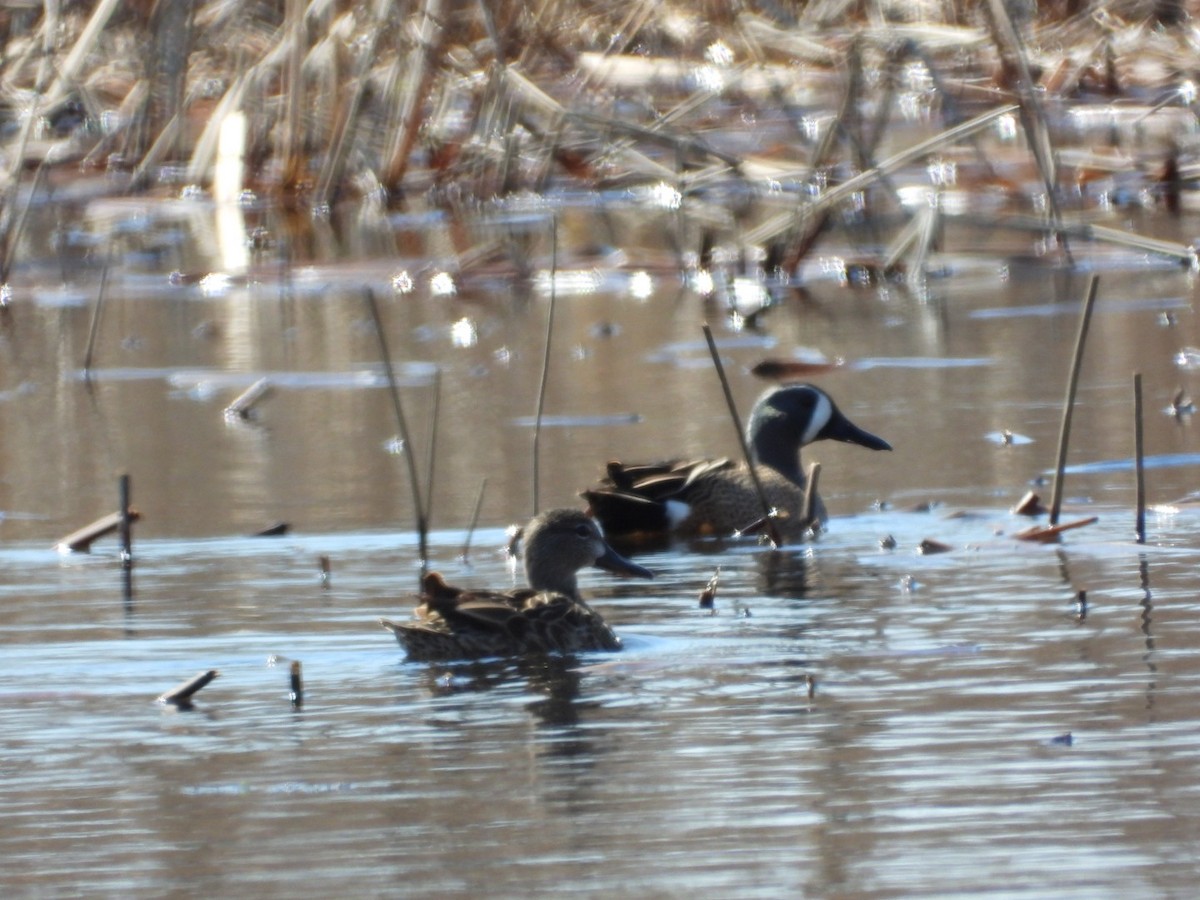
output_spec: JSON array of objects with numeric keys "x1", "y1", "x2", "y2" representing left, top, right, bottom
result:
[
  {"x1": 450, "y1": 317, "x2": 477, "y2": 348},
  {"x1": 430, "y1": 271, "x2": 457, "y2": 296},
  {"x1": 392, "y1": 271, "x2": 415, "y2": 294},
  {"x1": 646, "y1": 182, "x2": 682, "y2": 210},
  {"x1": 198, "y1": 272, "x2": 233, "y2": 296},
  {"x1": 629, "y1": 271, "x2": 654, "y2": 300}
]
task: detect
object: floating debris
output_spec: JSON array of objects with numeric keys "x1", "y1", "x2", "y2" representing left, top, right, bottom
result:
[
  {"x1": 1014, "y1": 517, "x2": 1099, "y2": 543},
  {"x1": 917, "y1": 538, "x2": 953, "y2": 555},
  {"x1": 698, "y1": 567, "x2": 720, "y2": 611},
  {"x1": 1011, "y1": 491, "x2": 1047, "y2": 516},
  {"x1": 55, "y1": 508, "x2": 141, "y2": 554},
  {"x1": 289, "y1": 661, "x2": 303, "y2": 709},
  {"x1": 158, "y1": 670, "x2": 219, "y2": 709},
  {"x1": 1169, "y1": 388, "x2": 1194, "y2": 418},
  {"x1": 751, "y1": 357, "x2": 843, "y2": 381},
  {"x1": 319, "y1": 555, "x2": 331, "y2": 587},
  {"x1": 223, "y1": 376, "x2": 274, "y2": 422},
  {"x1": 879, "y1": 534, "x2": 897, "y2": 550},
  {"x1": 253, "y1": 522, "x2": 290, "y2": 537},
  {"x1": 985, "y1": 430, "x2": 1034, "y2": 446}
]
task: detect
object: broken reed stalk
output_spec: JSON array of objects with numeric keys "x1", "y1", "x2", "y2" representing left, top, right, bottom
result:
[
  {"x1": 82, "y1": 254, "x2": 112, "y2": 377},
  {"x1": 745, "y1": 104, "x2": 1020, "y2": 248},
  {"x1": 461, "y1": 476, "x2": 487, "y2": 560},
  {"x1": 0, "y1": 161, "x2": 50, "y2": 285},
  {"x1": 1049, "y1": 275, "x2": 1100, "y2": 525},
  {"x1": 532, "y1": 217, "x2": 558, "y2": 516},
  {"x1": 118, "y1": 473, "x2": 132, "y2": 564},
  {"x1": 801, "y1": 462, "x2": 822, "y2": 532},
  {"x1": 363, "y1": 288, "x2": 428, "y2": 569},
  {"x1": 223, "y1": 376, "x2": 273, "y2": 420},
  {"x1": 314, "y1": 0, "x2": 392, "y2": 208},
  {"x1": 424, "y1": 367, "x2": 441, "y2": 531},
  {"x1": 983, "y1": 0, "x2": 1072, "y2": 262},
  {"x1": 56, "y1": 509, "x2": 142, "y2": 553},
  {"x1": 158, "y1": 669, "x2": 218, "y2": 706},
  {"x1": 700, "y1": 323, "x2": 783, "y2": 547},
  {"x1": 1134, "y1": 372, "x2": 1146, "y2": 544}
]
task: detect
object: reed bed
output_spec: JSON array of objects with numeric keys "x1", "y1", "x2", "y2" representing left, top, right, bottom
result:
[{"x1": 0, "y1": 0, "x2": 1195, "y2": 259}]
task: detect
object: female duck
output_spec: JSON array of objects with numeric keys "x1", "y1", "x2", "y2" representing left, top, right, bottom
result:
[
  {"x1": 380, "y1": 508, "x2": 654, "y2": 661},
  {"x1": 583, "y1": 383, "x2": 890, "y2": 539}
]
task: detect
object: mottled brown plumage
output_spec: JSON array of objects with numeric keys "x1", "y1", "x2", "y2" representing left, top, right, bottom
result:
[
  {"x1": 583, "y1": 384, "x2": 890, "y2": 539},
  {"x1": 380, "y1": 509, "x2": 653, "y2": 661}
]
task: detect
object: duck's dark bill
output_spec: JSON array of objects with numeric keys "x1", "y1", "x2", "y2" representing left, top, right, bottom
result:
[
  {"x1": 823, "y1": 413, "x2": 892, "y2": 451},
  {"x1": 593, "y1": 545, "x2": 655, "y2": 580}
]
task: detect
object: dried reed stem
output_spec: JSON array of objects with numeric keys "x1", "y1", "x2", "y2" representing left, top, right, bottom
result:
[
  {"x1": 532, "y1": 218, "x2": 558, "y2": 515},
  {"x1": 1049, "y1": 276, "x2": 1100, "y2": 525},
  {"x1": 363, "y1": 288, "x2": 428, "y2": 569},
  {"x1": 1133, "y1": 372, "x2": 1146, "y2": 544},
  {"x1": 461, "y1": 477, "x2": 488, "y2": 561},
  {"x1": 701, "y1": 323, "x2": 782, "y2": 547},
  {"x1": 82, "y1": 253, "x2": 112, "y2": 378},
  {"x1": 801, "y1": 462, "x2": 822, "y2": 532}
]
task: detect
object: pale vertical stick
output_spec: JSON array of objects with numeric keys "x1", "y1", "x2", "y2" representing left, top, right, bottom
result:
[
  {"x1": 1049, "y1": 276, "x2": 1100, "y2": 525},
  {"x1": 1134, "y1": 372, "x2": 1146, "y2": 544},
  {"x1": 801, "y1": 462, "x2": 822, "y2": 531}
]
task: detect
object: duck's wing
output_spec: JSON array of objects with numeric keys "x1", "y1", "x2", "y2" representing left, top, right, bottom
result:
[{"x1": 583, "y1": 457, "x2": 735, "y2": 535}]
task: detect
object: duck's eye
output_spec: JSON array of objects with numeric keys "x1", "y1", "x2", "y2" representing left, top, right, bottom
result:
[{"x1": 575, "y1": 524, "x2": 592, "y2": 538}]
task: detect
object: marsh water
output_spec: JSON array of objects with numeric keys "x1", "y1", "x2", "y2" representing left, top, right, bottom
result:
[{"x1": 5, "y1": 193, "x2": 1200, "y2": 897}]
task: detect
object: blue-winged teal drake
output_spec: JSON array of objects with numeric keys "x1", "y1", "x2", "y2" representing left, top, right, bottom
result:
[
  {"x1": 380, "y1": 508, "x2": 654, "y2": 661},
  {"x1": 583, "y1": 383, "x2": 891, "y2": 539}
]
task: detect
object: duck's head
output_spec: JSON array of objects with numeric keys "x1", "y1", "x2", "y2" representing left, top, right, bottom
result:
[
  {"x1": 747, "y1": 384, "x2": 891, "y2": 482},
  {"x1": 522, "y1": 508, "x2": 655, "y2": 598}
]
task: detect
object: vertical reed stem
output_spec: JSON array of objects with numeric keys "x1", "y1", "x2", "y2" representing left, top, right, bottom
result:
[
  {"x1": 532, "y1": 217, "x2": 557, "y2": 516},
  {"x1": 363, "y1": 288, "x2": 428, "y2": 571},
  {"x1": 1049, "y1": 275, "x2": 1100, "y2": 525},
  {"x1": 83, "y1": 254, "x2": 112, "y2": 378},
  {"x1": 701, "y1": 323, "x2": 782, "y2": 547},
  {"x1": 801, "y1": 462, "x2": 822, "y2": 532},
  {"x1": 461, "y1": 477, "x2": 487, "y2": 561},
  {"x1": 1133, "y1": 372, "x2": 1146, "y2": 544},
  {"x1": 118, "y1": 473, "x2": 132, "y2": 566}
]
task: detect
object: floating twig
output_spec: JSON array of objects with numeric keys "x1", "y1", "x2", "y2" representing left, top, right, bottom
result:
[
  {"x1": 701, "y1": 323, "x2": 783, "y2": 547},
  {"x1": 1014, "y1": 516, "x2": 1099, "y2": 543},
  {"x1": 1049, "y1": 276, "x2": 1100, "y2": 525},
  {"x1": 158, "y1": 669, "x2": 218, "y2": 708},
  {"x1": 224, "y1": 377, "x2": 274, "y2": 421},
  {"x1": 57, "y1": 507, "x2": 141, "y2": 554},
  {"x1": 318, "y1": 554, "x2": 331, "y2": 587}
]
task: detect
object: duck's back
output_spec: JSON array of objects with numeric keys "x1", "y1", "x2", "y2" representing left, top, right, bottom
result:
[{"x1": 384, "y1": 583, "x2": 621, "y2": 662}]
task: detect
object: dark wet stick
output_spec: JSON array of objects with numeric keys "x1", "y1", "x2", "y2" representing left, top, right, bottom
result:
[{"x1": 1134, "y1": 372, "x2": 1146, "y2": 544}]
